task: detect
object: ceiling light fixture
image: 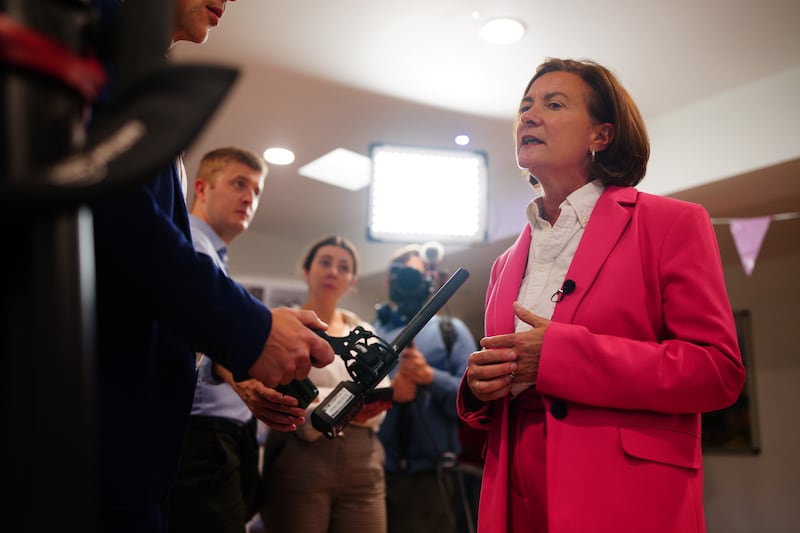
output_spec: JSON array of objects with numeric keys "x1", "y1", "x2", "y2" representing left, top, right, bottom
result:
[
  {"x1": 478, "y1": 17, "x2": 525, "y2": 45},
  {"x1": 298, "y1": 148, "x2": 372, "y2": 191},
  {"x1": 263, "y1": 147, "x2": 295, "y2": 165},
  {"x1": 367, "y1": 143, "x2": 488, "y2": 243},
  {"x1": 455, "y1": 134, "x2": 470, "y2": 146}
]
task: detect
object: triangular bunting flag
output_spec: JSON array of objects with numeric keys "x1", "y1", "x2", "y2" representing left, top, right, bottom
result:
[{"x1": 729, "y1": 216, "x2": 771, "y2": 276}]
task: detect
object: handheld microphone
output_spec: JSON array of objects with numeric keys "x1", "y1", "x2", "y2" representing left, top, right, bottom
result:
[{"x1": 550, "y1": 279, "x2": 576, "y2": 303}]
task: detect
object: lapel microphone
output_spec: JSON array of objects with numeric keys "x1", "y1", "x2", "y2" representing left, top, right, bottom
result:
[{"x1": 551, "y1": 279, "x2": 576, "y2": 303}]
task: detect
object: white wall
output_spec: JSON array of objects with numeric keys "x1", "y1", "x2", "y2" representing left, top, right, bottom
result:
[{"x1": 643, "y1": 65, "x2": 800, "y2": 197}]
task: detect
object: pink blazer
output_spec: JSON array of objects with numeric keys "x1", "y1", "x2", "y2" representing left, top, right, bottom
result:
[{"x1": 458, "y1": 186, "x2": 746, "y2": 533}]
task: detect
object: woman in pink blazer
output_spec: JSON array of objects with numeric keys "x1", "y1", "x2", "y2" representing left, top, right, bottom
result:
[{"x1": 457, "y1": 58, "x2": 746, "y2": 533}]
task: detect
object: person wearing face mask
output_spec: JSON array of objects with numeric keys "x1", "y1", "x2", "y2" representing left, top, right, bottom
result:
[
  {"x1": 374, "y1": 245, "x2": 477, "y2": 533},
  {"x1": 259, "y1": 236, "x2": 392, "y2": 533},
  {"x1": 458, "y1": 58, "x2": 746, "y2": 533}
]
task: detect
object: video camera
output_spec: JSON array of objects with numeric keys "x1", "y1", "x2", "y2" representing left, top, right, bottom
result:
[
  {"x1": 383, "y1": 263, "x2": 436, "y2": 323},
  {"x1": 377, "y1": 241, "x2": 447, "y2": 326}
]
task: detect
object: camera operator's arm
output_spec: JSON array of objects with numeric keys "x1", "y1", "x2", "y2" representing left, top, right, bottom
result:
[
  {"x1": 397, "y1": 344, "x2": 434, "y2": 385},
  {"x1": 391, "y1": 371, "x2": 417, "y2": 403},
  {"x1": 425, "y1": 319, "x2": 477, "y2": 419}
]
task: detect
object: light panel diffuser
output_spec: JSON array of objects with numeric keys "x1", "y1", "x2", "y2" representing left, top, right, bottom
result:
[{"x1": 367, "y1": 144, "x2": 488, "y2": 243}]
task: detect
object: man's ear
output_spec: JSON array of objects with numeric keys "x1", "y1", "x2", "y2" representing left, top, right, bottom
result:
[{"x1": 193, "y1": 178, "x2": 207, "y2": 202}]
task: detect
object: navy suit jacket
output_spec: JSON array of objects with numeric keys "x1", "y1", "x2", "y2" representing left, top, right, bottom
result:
[{"x1": 91, "y1": 163, "x2": 270, "y2": 531}]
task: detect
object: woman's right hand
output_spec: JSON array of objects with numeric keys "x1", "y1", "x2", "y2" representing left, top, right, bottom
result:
[
  {"x1": 466, "y1": 347, "x2": 518, "y2": 402},
  {"x1": 478, "y1": 302, "x2": 549, "y2": 388}
]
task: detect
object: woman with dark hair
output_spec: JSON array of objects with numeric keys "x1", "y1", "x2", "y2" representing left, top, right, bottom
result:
[
  {"x1": 458, "y1": 58, "x2": 746, "y2": 532},
  {"x1": 260, "y1": 235, "x2": 392, "y2": 533}
]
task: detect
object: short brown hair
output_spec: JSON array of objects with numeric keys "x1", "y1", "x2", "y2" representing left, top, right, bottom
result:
[
  {"x1": 196, "y1": 146, "x2": 268, "y2": 185},
  {"x1": 388, "y1": 244, "x2": 422, "y2": 267},
  {"x1": 523, "y1": 58, "x2": 650, "y2": 186}
]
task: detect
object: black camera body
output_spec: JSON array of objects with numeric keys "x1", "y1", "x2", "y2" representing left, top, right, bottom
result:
[
  {"x1": 377, "y1": 264, "x2": 438, "y2": 327},
  {"x1": 389, "y1": 264, "x2": 434, "y2": 306}
]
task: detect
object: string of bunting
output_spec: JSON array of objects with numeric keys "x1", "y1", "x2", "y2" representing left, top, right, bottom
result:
[{"x1": 710, "y1": 211, "x2": 800, "y2": 276}]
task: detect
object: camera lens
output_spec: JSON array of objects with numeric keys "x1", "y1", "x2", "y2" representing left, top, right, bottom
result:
[
  {"x1": 388, "y1": 265, "x2": 435, "y2": 323},
  {"x1": 393, "y1": 267, "x2": 422, "y2": 294}
]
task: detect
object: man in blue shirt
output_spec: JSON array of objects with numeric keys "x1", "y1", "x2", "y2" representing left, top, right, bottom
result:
[
  {"x1": 374, "y1": 245, "x2": 477, "y2": 533},
  {"x1": 167, "y1": 147, "x2": 298, "y2": 533}
]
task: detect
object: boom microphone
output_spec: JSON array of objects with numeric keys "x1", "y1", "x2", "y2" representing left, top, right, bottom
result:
[{"x1": 310, "y1": 267, "x2": 470, "y2": 439}]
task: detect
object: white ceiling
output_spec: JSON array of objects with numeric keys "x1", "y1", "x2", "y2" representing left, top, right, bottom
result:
[
  {"x1": 169, "y1": 0, "x2": 800, "y2": 333},
  {"x1": 177, "y1": 0, "x2": 800, "y2": 121}
]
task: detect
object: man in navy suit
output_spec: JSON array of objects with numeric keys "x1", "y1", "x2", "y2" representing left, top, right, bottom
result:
[{"x1": 90, "y1": 2, "x2": 335, "y2": 531}]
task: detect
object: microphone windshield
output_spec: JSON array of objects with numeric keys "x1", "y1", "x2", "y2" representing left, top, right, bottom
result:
[
  {"x1": 562, "y1": 279, "x2": 576, "y2": 294},
  {"x1": 420, "y1": 241, "x2": 444, "y2": 267}
]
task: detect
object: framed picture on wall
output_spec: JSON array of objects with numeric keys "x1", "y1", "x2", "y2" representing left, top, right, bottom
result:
[
  {"x1": 701, "y1": 309, "x2": 761, "y2": 454},
  {"x1": 235, "y1": 275, "x2": 308, "y2": 309}
]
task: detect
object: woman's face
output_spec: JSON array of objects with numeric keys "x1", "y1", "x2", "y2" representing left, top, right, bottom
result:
[
  {"x1": 515, "y1": 71, "x2": 605, "y2": 183},
  {"x1": 305, "y1": 245, "x2": 356, "y2": 300}
]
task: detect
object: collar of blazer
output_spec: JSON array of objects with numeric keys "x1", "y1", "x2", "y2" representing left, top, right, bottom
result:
[
  {"x1": 485, "y1": 185, "x2": 638, "y2": 334},
  {"x1": 552, "y1": 185, "x2": 637, "y2": 324}
]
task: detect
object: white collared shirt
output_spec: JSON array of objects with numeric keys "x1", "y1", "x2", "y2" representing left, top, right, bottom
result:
[{"x1": 512, "y1": 180, "x2": 604, "y2": 395}]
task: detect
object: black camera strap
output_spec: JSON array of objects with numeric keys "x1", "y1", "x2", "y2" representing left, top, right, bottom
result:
[
  {"x1": 397, "y1": 403, "x2": 413, "y2": 471},
  {"x1": 439, "y1": 314, "x2": 455, "y2": 371}
]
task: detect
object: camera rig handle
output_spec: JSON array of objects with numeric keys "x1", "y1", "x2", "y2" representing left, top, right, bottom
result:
[
  {"x1": 309, "y1": 267, "x2": 470, "y2": 439},
  {"x1": 275, "y1": 326, "x2": 394, "y2": 408}
]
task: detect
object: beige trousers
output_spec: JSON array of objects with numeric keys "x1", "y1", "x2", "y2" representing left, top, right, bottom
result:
[{"x1": 260, "y1": 425, "x2": 387, "y2": 533}]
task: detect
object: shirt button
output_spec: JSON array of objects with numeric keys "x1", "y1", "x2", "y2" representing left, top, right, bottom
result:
[{"x1": 537, "y1": 265, "x2": 545, "y2": 272}]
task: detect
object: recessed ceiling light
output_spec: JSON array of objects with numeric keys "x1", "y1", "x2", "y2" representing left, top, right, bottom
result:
[
  {"x1": 263, "y1": 147, "x2": 295, "y2": 165},
  {"x1": 455, "y1": 134, "x2": 470, "y2": 146},
  {"x1": 479, "y1": 18, "x2": 525, "y2": 45},
  {"x1": 298, "y1": 148, "x2": 372, "y2": 191}
]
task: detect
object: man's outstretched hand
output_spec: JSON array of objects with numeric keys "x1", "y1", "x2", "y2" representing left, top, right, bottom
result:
[{"x1": 247, "y1": 307, "x2": 335, "y2": 387}]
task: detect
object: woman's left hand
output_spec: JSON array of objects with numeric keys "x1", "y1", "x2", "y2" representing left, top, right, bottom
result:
[{"x1": 479, "y1": 302, "x2": 552, "y2": 385}]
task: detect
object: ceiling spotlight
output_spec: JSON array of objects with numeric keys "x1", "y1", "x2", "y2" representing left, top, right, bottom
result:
[
  {"x1": 455, "y1": 134, "x2": 470, "y2": 146},
  {"x1": 479, "y1": 18, "x2": 525, "y2": 45},
  {"x1": 263, "y1": 147, "x2": 295, "y2": 165}
]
